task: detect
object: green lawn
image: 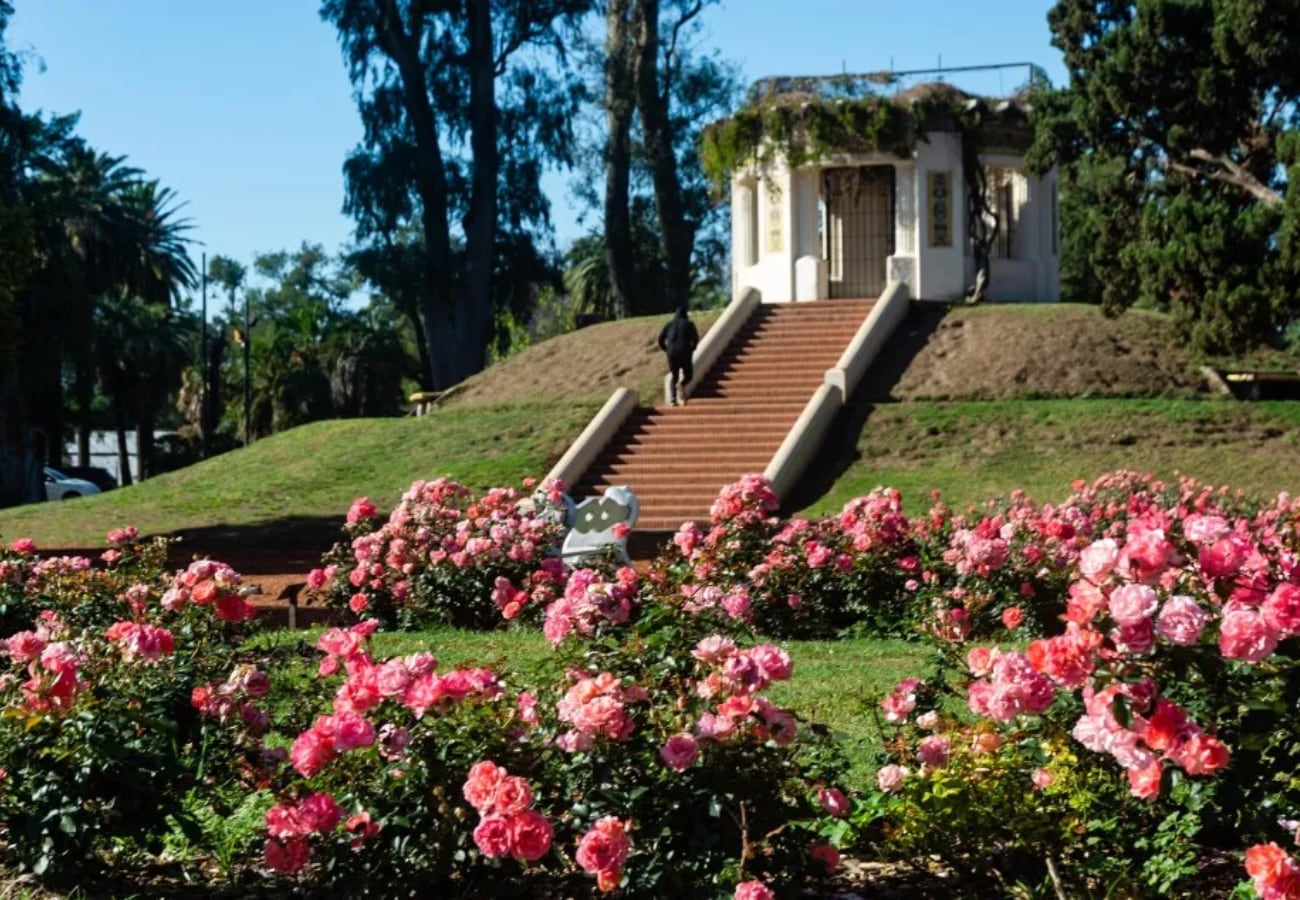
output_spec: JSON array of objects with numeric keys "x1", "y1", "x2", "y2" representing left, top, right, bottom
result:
[
  {"x1": 0, "y1": 402, "x2": 596, "y2": 547},
  {"x1": 800, "y1": 398, "x2": 1300, "y2": 516},
  {"x1": 251, "y1": 625, "x2": 932, "y2": 784}
]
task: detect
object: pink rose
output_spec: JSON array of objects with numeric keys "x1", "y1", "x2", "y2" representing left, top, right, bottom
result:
[
  {"x1": 917, "y1": 735, "x2": 950, "y2": 768},
  {"x1": 492, "y1": 776, "x2": 534, "y2": 817},
  {"x1": 967, "y1": 646, "x2": 997, "y2": 677},
  {"x1": 1244, "y1": 842, "x2": 1300, "y2": 899},
  {"x1": 5, "y1": 631, "x2": 45, "y2": 664},
  {"x1": 818, "y1": 786, "x2": 849, "y2": 818},
  {"x1": 1001, "y1": 606, "x2": 1024, "y2": 630},
  {"x1": 692, "y1": 635, "x2": 736, "y2": 664},
  {"x1": 810, "y1": 842, "x2": 840, "y2": 873},
  {"x1": 463, "y1": 761, "x2": 507, "y2": 813},
  {"x1": 328, "y1": 712, "x2": 376, "y2": 752},
  {"x1": 1200, "y1": 536, "x2": 1246, "y2": 579},
  {"x1": 473, "y1": 814, "x2": 513, "y2": 858},
  {"x1": 576, "y1": 816, "x2": 631, "y2": 876},
  {"x1": 508, "y1": 810, "x2": 554, "y2": 861},
  {"x1": 1156, "y1": 595, "x2": 1209, "y2": 645},
  {"x1": 264, "y1": 837, "x2": 309, "y2": 873},
  {"x1": 659, "y1": 733, "x2": 698, "y2": 771},
  {"x1": 297, "y1": 793, "x2": 343, "y2": 833},
  {"x1": 748, "y1": 644, "x2": 793, "y2": 681},
  {"x1": 1031, "y1": 767, "x2": 1054, "y2": 790},
  {"x1": 1108, "y1": 583, "x2": 1159, "y2": 627},
  {"x1": 734, "y1": 880, "x2": 776, "y2": 900},
  {"x1": 347, "y1": 497, "x2": 378, "y2": 524},
  {"x1": 1262, "y1": 583, "x2": 1300, "y2": 637},
  {"x1": 1175, "y1": 733, "x2": 1230, "y2": 776},
  {"x1": 290, "y1": 729, "x2": 335, "y2": 778},
  {"x1": 1079, "y1": 538, "x2": 1118, "y2": 582},
  {"x1": 1220, "y1": 606, "x2": 1279, "y2": 663},
  {"x1": 876, "y1": 764, "x2": 909, "y2": 793},
  {"x1": 1128, "y1": 761, "x2": 1162, "y2": 800}
]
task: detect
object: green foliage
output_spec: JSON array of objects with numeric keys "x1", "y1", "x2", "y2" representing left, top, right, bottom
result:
[
  {"x1": 700, "y1": 95, "x2": 920, "y2": 187},
  {"x1": 1032, "y1": 0, "x2": 1300, "y2": 352}
]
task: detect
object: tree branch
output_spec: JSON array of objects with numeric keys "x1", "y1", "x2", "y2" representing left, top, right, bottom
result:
[
  {"x1": 1166, "y1": 149, "x2": 1283, "y2": 205},
  {"x1": 662, "y1": 0, "x2": 703, "y2": 97}
]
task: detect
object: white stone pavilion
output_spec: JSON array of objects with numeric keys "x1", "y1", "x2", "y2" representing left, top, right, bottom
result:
[{"x1": 721, "y1": 78, "x2": 1062, "y2": 303}]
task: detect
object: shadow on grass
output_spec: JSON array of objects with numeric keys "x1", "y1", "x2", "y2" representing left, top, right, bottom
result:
[{"x1": 783, "y1": 302, "x2": 951, "y2": 514}]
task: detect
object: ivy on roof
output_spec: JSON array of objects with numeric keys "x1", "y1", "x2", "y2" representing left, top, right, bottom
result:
[{"x1": 700, "y1": 76, "x2": 1041, "y2": 186}]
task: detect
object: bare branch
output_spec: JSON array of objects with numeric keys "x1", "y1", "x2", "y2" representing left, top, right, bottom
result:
[
  {"x1": 1166, "y1": 149, "x2": 1284, "y2": 205},
  {"x1": 663, "y1": 0, "x2": 703, "y2": 96}
]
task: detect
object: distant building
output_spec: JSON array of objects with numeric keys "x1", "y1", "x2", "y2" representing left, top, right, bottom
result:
[
  {"x1": 63, "y1": 431, "x2": 175, "y2": 483},
  {"x1": 713, "y1": 75, "x2": 1061, "y2": 303}
]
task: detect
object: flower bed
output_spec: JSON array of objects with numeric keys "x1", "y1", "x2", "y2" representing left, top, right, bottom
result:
[{"x1": 0, "y1": 468, "x2": 1297, "y2": 897}]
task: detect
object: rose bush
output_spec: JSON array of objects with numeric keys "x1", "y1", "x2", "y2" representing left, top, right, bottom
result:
[
  {"x1": 256, "y1": 570, "x2": 845, "y2": 897},
  {"x1": 312, "y1": 478, "x2": 570, "y2": 629},
  {"x1": 843, "y1": 472, "x2": 1300, "y2": 896},
  {"x1": 0, "y1": 530, "x2": 268, "y2": 881}
]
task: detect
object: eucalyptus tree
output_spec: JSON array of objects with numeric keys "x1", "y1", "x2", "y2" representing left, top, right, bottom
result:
[
  {"x1": 596, "y1": 0, "x2": 739, "y2": 316},
  {"x1": 321, "y1": 0, "x2": 592, "y2": 390}
]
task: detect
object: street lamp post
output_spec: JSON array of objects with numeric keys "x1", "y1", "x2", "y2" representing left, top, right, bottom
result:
[
  {"x1": 243, "y1": 291, "x2": 251, "y2": 447},
  {"x1": 200, "y1": 252, "x2": 208, "y2": 459}
]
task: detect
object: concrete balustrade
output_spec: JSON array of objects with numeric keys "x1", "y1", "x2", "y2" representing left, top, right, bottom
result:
[
  {"x1": 763, "y1": 382, "x2": 845, "y2": 501},
  {"x1": 546, "y1": 388, "x2": 639, "y2": 493},
  {"x1": 823, "y1": 279, "x2": 911, "y2": 402}
]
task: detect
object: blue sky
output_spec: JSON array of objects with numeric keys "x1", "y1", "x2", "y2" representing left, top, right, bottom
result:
[{"x1": 9, "y1": 0, "x2": 1067, "y2": 286}]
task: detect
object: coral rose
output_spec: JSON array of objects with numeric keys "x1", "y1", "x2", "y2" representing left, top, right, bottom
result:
[
  {"x1": 508, "y1": 810, "x2": 554, "y2": 861},
  {"x1": 473, "y1": 814, "x2": 512, "y2": 858}
]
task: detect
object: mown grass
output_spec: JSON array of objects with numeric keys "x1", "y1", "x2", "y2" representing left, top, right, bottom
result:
[
  {"x1": 802, "y1": 398, "x2": 1300, "y2": 516},
  {"x1": 0, "y1": 403, "x2": 596, "y2": 547},
  {"x1": 250, "y1": 625, "x2": 933, "y2": 784}
]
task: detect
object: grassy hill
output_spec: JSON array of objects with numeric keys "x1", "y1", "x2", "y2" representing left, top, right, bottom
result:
[
  {"x1": 793, "y1": 398, "x2": 1300, "y2": 517},
  {"x1": 0, "y1": 404, "x2": 596, "y2": 547},
  {"x1": 4, "y1": 302, "x2": 1299, "y2": 549}
]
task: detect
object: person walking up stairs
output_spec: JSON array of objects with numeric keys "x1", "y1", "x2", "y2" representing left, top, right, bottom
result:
[{"x1": 658, "y1": 305, "x2": 699, "y2": 406}]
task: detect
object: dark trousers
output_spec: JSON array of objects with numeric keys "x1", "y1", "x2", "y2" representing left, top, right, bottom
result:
[{"x1": 668, "y1": 354, "x2": 693, "y2": 401}]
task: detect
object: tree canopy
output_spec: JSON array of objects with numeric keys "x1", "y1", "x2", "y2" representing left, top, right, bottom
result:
[{"x1": 1030, "y1": 0, "x2": 1300, "y2": 352}]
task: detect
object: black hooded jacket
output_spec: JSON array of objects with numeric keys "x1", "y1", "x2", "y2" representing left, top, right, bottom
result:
[{"x1": 657, "y1": 309, "x2": 699, "y2": 361}]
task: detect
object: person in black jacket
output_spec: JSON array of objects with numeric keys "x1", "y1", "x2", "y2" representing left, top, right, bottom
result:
[{"x1": 658, "y1": 305, "x2": 699, "y2": 406}]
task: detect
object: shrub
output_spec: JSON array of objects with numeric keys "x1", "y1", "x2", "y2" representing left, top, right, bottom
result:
[
  {"x1": 0, "y1": 531, "x2": 269, "y2": 881},
  {"x1": 258, "y1": 580, "x2": 845, "y2": 897},
  {"x1": 312, "y1": 479, "x2": 569, "y2": 629},
  {"x1": 847, "y1": 475, "x2": 1300, "y2": 897}
]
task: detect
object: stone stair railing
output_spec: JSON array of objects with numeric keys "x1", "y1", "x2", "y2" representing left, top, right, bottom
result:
[
  {"x1": 764, "y1": 280, "x2": 910, "y2": 500},
  {"x1": 549, "y1": 288, "x2": 762, "y2": 493}
]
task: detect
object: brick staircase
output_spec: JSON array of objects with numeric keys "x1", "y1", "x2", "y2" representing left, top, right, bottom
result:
[{"x1": 572, "y1": 299, "x2": 876, "y2": 531}]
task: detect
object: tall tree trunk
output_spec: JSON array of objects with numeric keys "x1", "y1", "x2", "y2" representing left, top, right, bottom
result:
[
  {"x1": 0, "y1": 358, "x2": 39, "y2": 507},
  {"x1": 74, "y1": 356, "x2": 93, "y2": 467},
  {"x1": 407, "y1": 304, "x2": 432, "y2": 391},
  {"x1": 378, "y1": 0, "x2": 457, "y2": 390},
  {"x1": 604, "y1": 0, "x2": 636, "y2": 318},
  {"x1": 113, "y1": 399, "x2": 132, "y2": 487},
  {"x1": 460, "y1": 0, "x2": 498, "y2": 385},
  {"x1": 634, "y1": 0, "x2": 696, "y2": 314},
  {"x1": 135, "y1": 412, "x2": 154, "y2": 482}
]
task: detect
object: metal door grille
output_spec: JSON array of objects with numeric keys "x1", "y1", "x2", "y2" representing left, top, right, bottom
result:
[{"x1": 824, "y1": 167, "x2": 894, "y2": 299}]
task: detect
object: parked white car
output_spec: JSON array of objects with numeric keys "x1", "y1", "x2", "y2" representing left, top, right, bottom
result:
[{"x1": 44, "y1": 467, "x2": 102, "y2": 501}]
